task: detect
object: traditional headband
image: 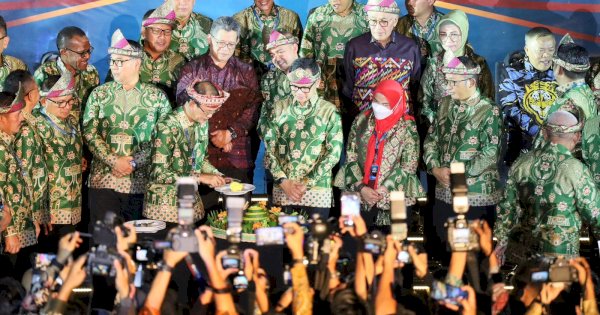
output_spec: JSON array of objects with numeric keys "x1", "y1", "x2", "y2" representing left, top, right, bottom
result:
[
  {"x1": 553, "y1": 33, "x2": 590, "y2": 73},
  {"x1": 185, "y1": 79, "x2": 230, "y2": 110},
  {"x1": 108, "y1": 29, "x2": 143, "y2": 58},
  {"x1": 287, "y1": 68, "x2": 320, "y2": 85},
  {"x1": 364, "y1": 0, "x2": 401, "y2": 15},
  {"x1": 544, "y1": 111, "x2": 582, "y2": 134},
  {"x1": 142, "y1": 0, "x2": 176, "y2": 27},
  {"x1": 40, "y1": 73, "x2": 76, "y2": 98},
  {"x1": 441, "y1": 50, "x2": 481, "y2": 75},
  {"x1": 0, "y1": 83, "x2": 25, "y2": 114},
  {"x1": 265, "y1": 30, "x2": 299, "y2": 51}
]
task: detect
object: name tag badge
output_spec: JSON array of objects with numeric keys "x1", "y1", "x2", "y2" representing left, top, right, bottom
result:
[
  {"x1": 459, "y1": 149, "x2": 478, "y2": 160},
  {"x1": 547, "y1": 215, "x2": 569, "y2": 227}
]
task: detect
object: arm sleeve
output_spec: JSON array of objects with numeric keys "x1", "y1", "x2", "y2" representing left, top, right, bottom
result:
[
  {"x1": 299, "y1": 14, "x2": 316, "y2": 59},
  {"x1": 82, "y1": 89, "x2": 118, "y2": 168},
  {"x1": 133, "y1": 93, "x2": 172, "y2": 169},
  {"x1": 423, "y1": 111, "x2": 442, "y2": 171},
  {"x1": 149, "y1": 123, "x2": 179, "y2": 186},
  {"x1": 464, "y1": 107, "x2": 502, "y2": 177},
  {"x1": 494, "y1": 176, "x2": 521, "y2": 247},
  {"x1": 305, "y1": 111, "x2": 343, "y2": 186},
  {"x1": 229, "y1": 73, "x2": 263, "y2": 138},
  {"x1": 420, "y1": 60, "x2": 436, "y2": 123}
]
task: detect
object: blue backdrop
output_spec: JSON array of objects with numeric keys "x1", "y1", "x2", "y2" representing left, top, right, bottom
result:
[{"x1": 2, "y1": 0, "x2": 599, "y2": 81}]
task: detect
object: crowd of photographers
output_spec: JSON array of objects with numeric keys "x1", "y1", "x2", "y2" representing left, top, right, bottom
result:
[{"x1": 0, "y1": 175, "x2": 596, "y2": 315}]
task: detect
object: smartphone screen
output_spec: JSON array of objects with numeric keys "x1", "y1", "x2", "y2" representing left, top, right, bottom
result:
[
  {"x1": 341, "y1": 192, "x2": 361, "y2": 217},
  {"x1": 35, "y1": 253, "x2": 56, "y2": 269},
  {"x1": 278, "y1": 215, "x2": 298, "y2": 225}
]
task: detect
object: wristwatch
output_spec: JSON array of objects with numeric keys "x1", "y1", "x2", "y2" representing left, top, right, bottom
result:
[
  {"x1": 157, "y1": 261, "x2": 173, "y2": 273},
  {"x1": 275, "y1": 178, "x2": 286, "y2": 186},
  {"x1": 227, "y1": 127, "x2": 238, "y2": 140}
]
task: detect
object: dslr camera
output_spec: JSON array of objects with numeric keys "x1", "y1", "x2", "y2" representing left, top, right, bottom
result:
[
  {"x1": 164, "y1": 177, "x2": 199, "y2": 252},
  {"x1": 88, "y1": 211, "x2": 127, "y2": 278},
  {"x1": 445, "y1": 163, "x2": 480, "y2": 252},
  {"x1": 362, "y1": 230, "x2": 386, "y2": 255},
  {"x1": 221, "y1": 195, "x2": 245, "y2": 269},
  {"x1": 305, "y1": 213, "x2": 333, "y2": 265},
  {"x1": 530, "y1": 257, "x2": 578, "y2": 284}
]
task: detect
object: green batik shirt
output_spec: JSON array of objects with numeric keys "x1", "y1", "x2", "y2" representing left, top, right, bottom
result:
[
  {"x1": 395, "y1": 10, "x2": 444, "y2": 62},
  {"x1": 140, "y1": 49, "x2": 186, "y2": 91},
  {"x1": 301, "y1": 2, "x2": 368, "y2": 106},
  {"x1": 0, "y1": 130, "x2": 37, "y2": 247},
  {"x1": 34, "y1": 58, "x2": 100, "y2": 121},
  {"x1": 83, "y1": 81, "x2": 171, "y2": 194},
  {"x1": 145, "y1": 108, "x2": 220, "y2": 223},
  {"x1": 420, "y1": 46, "x2": 494, "y2": 123},
  {"x1": 35, "y1": 109, "x2": 83, "y2": 225},
  {"x1": 265, "y1": 95, "x2": 343, "y2": 208},
  {"x1": 301, "y1": 2, "x2": 368, "y2": 63},
  {"x1": 582, "y1": 115, "x2": 600, "y2": 188},
  {"x1": 15, "y1": 111, "x2": 49, "y2": 224},
  {"x1": 532, "y1": 80, "x2": 598, "y2": 151},
  {"x1": 234, "y1": 4, "x2": 303, "y2": 66},
  {"x1": 423, "y1": 91, "x2": 502, "y2": 205},
  {"x1": 258, "y1": 67, "x2": 291, "y2": 139},
  {"x1": 0, "y1": 55, "x2": 28, "y2": 89},
  {"x1": 495, "y1": 142, "x2": 600, "y2": 257},
  {"x1": 335, "y1": 112, "x2": 425, "y2": 222},
  {"x1": 171, "y1": 12, "x2": 213, "y2": 60}
]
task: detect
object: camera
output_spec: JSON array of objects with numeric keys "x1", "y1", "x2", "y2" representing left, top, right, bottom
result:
[
  {"x1": 164, "y1": 177, "x2": 199, "y2": 252},
  {"x1": 92, "y1": 211, "x2": 129, "y2": 248},
  {"x1": 341, "y1": 192, "x2": 361, "y2": 227},
  {"x1": 431, "y1": 280, "x2": 468, "y2": 305},
  {"x1": 89, "y1": 211, "x2": 126, "y2": 278},
  {"x1": 305, "y1": 213, "x2": 332, "y2": 265},
  {"x1": 445, "y1": 163, "x2": 480, "y2": 252},
  {"x1": 390, "y1": 191, "x2": 408, "y2": 242},
  {"x1": 256, "y1": 226, "x2": 285, "y2": 246},
  {"x1": 530, "y1": 257, "x2": 578, "y2": 283},
  {"x1": 133, "y1": 241, "x2": 159, "y2": 264},
  {"x1": 278, "y1": 214, "x2": 305, "y2": 225},
  {"x1": 222, "y1": 245, "x2": 243, "y2": 270},
  {"x1": 362, "y1": 230, "x2": 386, "y2": 255},
  {"x1": 233, "y1": 271, "x2": 249, "y2": 290},
  {"x1": 225, "y1": 196, "x2": 246, "y2": 244}
]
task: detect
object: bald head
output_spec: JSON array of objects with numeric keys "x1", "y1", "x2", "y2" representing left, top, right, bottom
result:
[
  {"x1": 544, "y1": 111, "x2": 581, "y2": 149},
  {"x1": 193, "y1": 81, "x2": 219, "y2": 96}
]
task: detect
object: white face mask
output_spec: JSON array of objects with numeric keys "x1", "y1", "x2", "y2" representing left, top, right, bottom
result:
[{"x1": 372, "y1": 102, "x2": 394, "y2": 120}]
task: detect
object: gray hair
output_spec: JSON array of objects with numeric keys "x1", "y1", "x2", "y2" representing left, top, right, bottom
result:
[
  {"x1": 210, "y1": 16, "x2": 241, "y2": 39},
  {"x1": 546, "y1": 111, "x2": 579, "y2": 139}
]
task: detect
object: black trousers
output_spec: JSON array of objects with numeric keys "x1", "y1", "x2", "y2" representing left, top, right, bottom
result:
[
  {"x1": 88, "y1": 188, "x2": 144, "y2": 231},
  {"x1": 0, "y1": 243, "x2": 37, "y2": 281},
  {"x1": 200, "y1": 168, "x2": 253, "y2": 212},
  {"x1": 280, "y1": 205, "x2": 330, "y2": 219},
  {"x1": 37, "y1": 224, "x2": 77, "y2": 254}
]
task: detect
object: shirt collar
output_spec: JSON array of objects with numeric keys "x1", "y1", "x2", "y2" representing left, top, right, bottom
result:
[
  {"x1": 253, "y1": 4, "x2": 278, "y2": 19},
  {"x1": 116, "y1": 80, "x2": 143, "y2": 92},
  {"x1": 40, "y1": 106, "x2": 68, "y2": 126},
  {"x1": 370, "y1": 32, "x2": 397, "y2": 48},
  {"x1": 0, "y1": 129, "x2": 14, "y2": 146},
  {"x1": 175, "y1": 106, "x2": 195, "y2": 131},
  {"x1": 556, "y1": 79, "x2": 587, "y2": 95},
  {"x1": 454, "y1": 89, "x2": 482, "y2": 114},
  {"x1": 547, "y1": 141, "x2": 573, "y2": 157}
]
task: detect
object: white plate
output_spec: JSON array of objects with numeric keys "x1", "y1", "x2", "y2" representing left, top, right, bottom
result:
[
  {"x1": 215, "y1": 183, "x2": 256, "y2": 195},
  {"x1": 126, "y1": 220, "x2": 166, "y2": 233}
]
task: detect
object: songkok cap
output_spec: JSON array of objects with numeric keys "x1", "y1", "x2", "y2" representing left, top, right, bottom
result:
[
  {"x1": 0, "y1": 83, "x2": 25, "y2": 114},
  {"x1": 552, "y1": 33, "x2": 590, "y2": 73},
  {"x1": 287, "y1": 67, "x2": 320, "y2": 85},
  {"x1": 364, "y1": 0, "x2": 401, "y2": 15},
  {"x1": 186, "y1": 79, "x2": 230, "y2": 111},
  {"x1": 265, "y1": 30, "x2": 299, "y2": 51},
  {"x1": 108, "y1": 29, "x2": 143, "y2": 58},
  {"x1": 142, "y1": 0, "x2": 176, "y2": 27},
  {"x1": 40, "y1": 72, "x2": 75, "y2": 98},
  {"x1": 442, "y1": 50, "x2": 481, "y2": 75}
]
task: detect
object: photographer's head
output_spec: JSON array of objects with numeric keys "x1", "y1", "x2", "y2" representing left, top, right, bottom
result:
[
  {"x1": 0, "y1": 277, "x2": 25, "y2": 315},
  {"x1": 330, "y1": 288, "x2": 369, "y2": 315},
  {"x1": 184, "y1": 79, "x2": 229, "y2": 123},
  {"x1": 542, "y1": 111, "x2": 581, "y2": 151}
]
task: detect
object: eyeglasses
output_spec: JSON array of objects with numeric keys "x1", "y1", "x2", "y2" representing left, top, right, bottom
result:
[
  {"x1": 65, "y1": 46, "x2": 94, "y2": 58},
  {"x1": 446, "y1": 78, "x2": 471, "y2": 87},
  {"x1": 290, "y1": 83, "x2": 315, "y2": 93},
  {"x1": 368, "y1": 19, "x2": 391, "y2": 27},
  {"x1": 0, "y1": 34, "x2": 6, "y2": 41},
  {"x1": 439, "y1": 32, "x2": 461, "y2": 42},
  {"x1": 213, "y1": 39, "x2": 237, "y2": 50},
  {"x1": 146, "y1": 26, "x2": 173, "y2": 37},
  {"x1": 47, "y1": 97, "x2": 75, "y2": 108},
  {"x1": 109, "y1": 58, "x2": 133, "y2": 67}
]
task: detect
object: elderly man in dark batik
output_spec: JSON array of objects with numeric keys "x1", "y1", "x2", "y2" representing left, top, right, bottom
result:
[
  {"x1": 395, "y1": 0, "x2": 443, "y2": 67},
  {"x1": 234, "y1": 0, "x2": 302, "y2": 77},
  {"x1": 139, "y1": 0, "x2": 186, "y2": 101},
  {"x1": 145, "y1": 80, "x2": 228, "y2": 223},
  {"x1": 301, "y1": 0, "x2": 369, "y2": 108},
  {"x1": 177, "y1": 17, "x2": 262, "y2": 210},
  {"x1": 84, "y1": 30, "x2": 171, "y2": 227},
  {"x1": 0, "y1": 89, "x2": 39, "y2": 278},
  {"x1": 0, "y1": 16, "x2": 27, "y2": 88},
  {"x1": 171, "y1": 0, "x2": 212, "y2": 60},
  {"x1": 495, "y1": 111, "x2": 600, "y2": 262},
  {"x1": 499, "y1": 27, "x2": 557, "y2": 165},
  {"x1": 423, "y1": 54, "x2": 502, "y2": 261},
  {"x1": 265, "y1": 58, "x2": 343, "y2": 218},
  {"x1": 258, "y1": 30, "x2": 298, "y2": 139},
  {"x1": 35, "y1": 73, "x2": 84, "y2": 251},
  {"x1": 34, "y1": 26, "x2": 99, "y2": 122},
  {"x1": 343, "y1": 0, "x2": 421, "y2": 139}
]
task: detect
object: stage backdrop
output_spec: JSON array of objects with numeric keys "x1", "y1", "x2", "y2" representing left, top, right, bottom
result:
[{"x1": 2, "y1": 0, "x2": 599, "y2": 81}]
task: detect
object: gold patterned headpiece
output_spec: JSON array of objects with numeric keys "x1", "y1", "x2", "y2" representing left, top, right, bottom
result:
[
  {"x1": 0, "y1": 83, "x2": 25, "y2": 114},
  {"x1": 142, "y1": 0, "x2": 176, "y2": 27},
  {"x1": 265, "y1": 30, "x2": 299, "y2": 51},
  {"x1": 108, "y1": 29, "x2": 143, "y2": 58},
  {"x1": 544, "y1": 111, "x2": 582, "y2": 134},
  {"x1": 442, "y1": 50, "x2": 481, "y2": 75},
  {"x1": 364, "y1": 0, "x2": 401, "y2": 14},
  {"x1": 40, "y1": 72, "x2": 75, "y2": 98},
  {"x1": 185, "y1": 79, "x2": 230, "y2": 111},
  {"x1": 287, "y1": 68, "x2": 320, "y2": 85}
]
